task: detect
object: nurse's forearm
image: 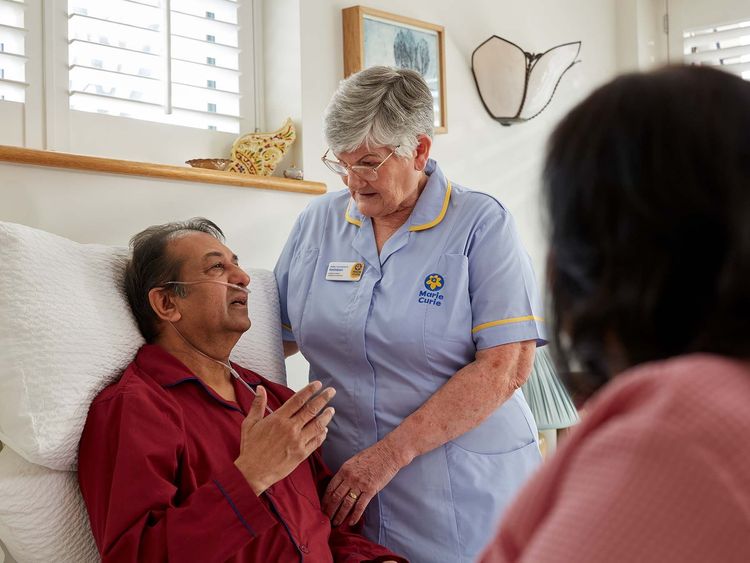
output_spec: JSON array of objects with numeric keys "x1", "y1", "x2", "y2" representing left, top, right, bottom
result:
[{"x1": 383, "y1": 340, "x2": 536, "y2": 466}]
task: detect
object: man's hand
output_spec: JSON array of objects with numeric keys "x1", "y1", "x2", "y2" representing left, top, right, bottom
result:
[
  {"x1": 234, "y1": 381, "x2": 335, "y2": 495},
  {"x1": 322, "y1": 439, "x2": 404, "y2": 527}
]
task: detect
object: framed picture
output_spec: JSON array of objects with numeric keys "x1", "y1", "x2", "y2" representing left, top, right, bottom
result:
[{"x1": 342, "y1": 6, "x2": 447, "y2": 133}]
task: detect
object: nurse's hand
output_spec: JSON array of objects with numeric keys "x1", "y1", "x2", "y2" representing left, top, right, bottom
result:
[
  {"x1": 323, "y1": 439, "x2": 404, "y2": 527},
  {"x1": 234, "y1": 382, "x2": 336, "y2": 495}
]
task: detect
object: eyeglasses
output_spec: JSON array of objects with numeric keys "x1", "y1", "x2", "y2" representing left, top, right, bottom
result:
[{"x1": 321, "y1": 146, "x2": 400, "y2": 181}]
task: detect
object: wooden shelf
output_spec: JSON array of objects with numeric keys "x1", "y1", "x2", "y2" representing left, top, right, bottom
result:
[{"x1": 0, "y1": 145, "x2": 327, "y2": 195}]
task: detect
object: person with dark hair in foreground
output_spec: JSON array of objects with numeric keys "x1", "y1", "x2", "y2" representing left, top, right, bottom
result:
[
  {"x1": 480, "y1": 66, "x2": 750, "y2": 562},
  {"x1": 78, "y1": 218, "x2": 405, "y2": 563}
]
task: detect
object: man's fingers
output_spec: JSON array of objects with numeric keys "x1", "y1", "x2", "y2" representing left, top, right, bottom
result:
[
  {"x1": 296, "y1": 387, "x2": 336, "y2": 424},
  {"x1": 244, "y1": 386, "x2": 267, "y2": 427},
  {"x1": 304, "y1": 426, "x2": 328, "y2": 455},
  {"x1": 276, "y1": 380, "x2": 322, "y2": 417},
  {"x1": 301, "y1": 406, "x2": 335, "y2": 443}
]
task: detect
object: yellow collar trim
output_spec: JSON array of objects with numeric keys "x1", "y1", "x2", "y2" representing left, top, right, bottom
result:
[
  {"x1": 408, "y1": 181, "x2": 452, "y2": 232},
  {"x1": 344, "y1": 180, "x2": 452, "y2": 231},
  {"x1": 345, "y1": 200, "x2": 362, "y2": 227}
]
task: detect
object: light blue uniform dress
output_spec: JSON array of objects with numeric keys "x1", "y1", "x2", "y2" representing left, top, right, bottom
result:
[{"x1": 274, "y1": 159, "x2": 546, "y2": 562}]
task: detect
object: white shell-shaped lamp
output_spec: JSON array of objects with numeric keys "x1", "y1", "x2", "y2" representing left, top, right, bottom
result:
[{"x1": 471, "y1": 36, "x2": 581, "y2": 126}]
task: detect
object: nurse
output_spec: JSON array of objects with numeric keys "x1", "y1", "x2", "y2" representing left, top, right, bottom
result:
[{"x1": 275, "y1": 66, "x2": 546, "y2": 562}]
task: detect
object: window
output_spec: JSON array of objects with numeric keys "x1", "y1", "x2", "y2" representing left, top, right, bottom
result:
[
  {"x1": 0, "y1": 0, "x2": 259, "y2": 159},
  {"x1": 67, "y1": 0, "x2": 244, "y2": 133},
  {"x1": 0, "y1": 0, "x2": 28, "y2": 103},
  {"x1": 683, "y1": 19, "x2": 750, "y2": 80}
]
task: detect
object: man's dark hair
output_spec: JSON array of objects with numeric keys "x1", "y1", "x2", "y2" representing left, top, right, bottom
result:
[
  {"x1": 124, "y1": 218, "x2": 225, "y2": 343},
  {"x1": 544, "y1": 65, "x2": 750, "y2": 398}
]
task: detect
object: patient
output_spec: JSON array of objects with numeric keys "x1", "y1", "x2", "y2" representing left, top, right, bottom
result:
[
  {"x1": 78, "y1": 219, "x2": 405, "y2": 562},
  {"x1": 480, "y1": 66, "x2": 750, "y2": 561}
]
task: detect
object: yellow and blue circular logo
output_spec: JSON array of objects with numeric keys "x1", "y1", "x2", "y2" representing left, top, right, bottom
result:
[{"x1": 424, "y1": 273, "x2": 445, "y2": 291}]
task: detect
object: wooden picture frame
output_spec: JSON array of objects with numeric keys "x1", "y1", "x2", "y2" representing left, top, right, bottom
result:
[{"x1": 342, "y1": 6, "x2": 447, "y2": 134}]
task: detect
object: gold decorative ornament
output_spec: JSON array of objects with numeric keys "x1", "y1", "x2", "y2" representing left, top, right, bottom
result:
[{"x1": 226, "y1": 118, "x2": 296, "y2": 176}]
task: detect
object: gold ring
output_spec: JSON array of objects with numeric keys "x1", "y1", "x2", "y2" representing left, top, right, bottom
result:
[{"x1": 347, "y1": 490, "x2": 359, "y2": 500}]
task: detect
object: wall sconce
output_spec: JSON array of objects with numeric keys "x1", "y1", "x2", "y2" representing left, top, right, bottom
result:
[{"x1": 471, "y1": 36, "x2": 581, "y2": 126}]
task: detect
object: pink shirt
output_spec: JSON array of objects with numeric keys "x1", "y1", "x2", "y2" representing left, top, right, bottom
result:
[{"x1": 480, "y1": 354, "x2": 750, "y2": 563}]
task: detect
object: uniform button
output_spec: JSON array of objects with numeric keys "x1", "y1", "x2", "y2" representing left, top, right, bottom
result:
[{"x1": 299, "y1": 544, "x2": 310, "y2": 554}]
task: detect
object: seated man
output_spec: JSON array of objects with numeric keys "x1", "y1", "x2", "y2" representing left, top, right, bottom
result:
[{"x1": 78, "y1": 218, "x2": 405, "y2": 563}]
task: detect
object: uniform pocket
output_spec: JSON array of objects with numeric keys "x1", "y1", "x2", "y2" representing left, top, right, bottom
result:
[
  {"x1": 445, "y1": 439, "x2": 542, "y2": 560},
  {"x1": 450, "y1": 391, "x2": 537, "y2": 455},
  {"x1": 423, "y1": 253, "x2": 472, "y2": 345}
]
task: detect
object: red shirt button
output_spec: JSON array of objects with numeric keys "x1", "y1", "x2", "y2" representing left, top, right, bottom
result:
[{"x1": 299, "y1": 544, "x2": 310, "y2": 554}]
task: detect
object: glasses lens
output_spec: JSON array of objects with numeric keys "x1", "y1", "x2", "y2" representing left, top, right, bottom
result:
[
  {"x1": 323, "y1": 159, "x2": 348, "y2": 176},
  {"x1": 350, "y1": 166, "x2": 378, "y2": 181}
]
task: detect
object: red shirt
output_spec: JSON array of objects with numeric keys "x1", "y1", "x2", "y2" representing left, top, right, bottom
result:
[{"x1": 78, "y1": 344, "x2": 406, "y2": 563}]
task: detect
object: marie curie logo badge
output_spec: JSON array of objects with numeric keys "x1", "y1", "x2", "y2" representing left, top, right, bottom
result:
[
  {"x1": 424, "y1": 274, "x2": 444, "y2": 291},
  {"x1": 419, "y1": 273, "x2": 445, "y2": 306}
]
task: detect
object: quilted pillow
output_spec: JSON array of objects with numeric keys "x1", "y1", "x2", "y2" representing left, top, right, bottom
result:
[
  {"x1": 0, "y1": 445, "x2": 97, "y2": 563},
  {"x1": 0, "y1": 221, "x2": 286, "y2": 471}
]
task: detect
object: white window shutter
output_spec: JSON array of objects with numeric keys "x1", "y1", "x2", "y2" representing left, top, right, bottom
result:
[
  {"x1": 0, "y1": 0, "x2": 28, "y2": 102},
  {"x1": 683, "y1": 19, "x2": 750, "y2": 80},
  {"x1": 68, "y1": 0, "x2": 242, "y2": 132}
]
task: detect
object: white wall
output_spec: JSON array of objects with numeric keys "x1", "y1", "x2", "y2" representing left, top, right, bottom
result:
[
  {"x1": 617, "y1": 0, "x2": 669, "y2": 72},
  {"x1": 1, "y1": 0, "x2": 622, "y2": 389},
  {"x1": 262, "y1": 0, "x2": 303, "y2": 174}
]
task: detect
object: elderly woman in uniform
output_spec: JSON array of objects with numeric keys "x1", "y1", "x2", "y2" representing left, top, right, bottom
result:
[{"x1": 274, "y1": 66, "x2": 546, "y2": 562}]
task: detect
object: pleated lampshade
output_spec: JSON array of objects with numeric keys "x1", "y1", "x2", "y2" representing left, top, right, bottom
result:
[{"x1": 522, "y1": 346, "x2": 579, "y2": 430}]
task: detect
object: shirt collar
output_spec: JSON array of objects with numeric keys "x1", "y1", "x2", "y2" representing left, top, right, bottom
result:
[
  {"x1": 344, "y1": 158, "x2": 452, "y2": 231},
  {"x1": 135, "y1": 343, "x2": 262, "y2": 387}
]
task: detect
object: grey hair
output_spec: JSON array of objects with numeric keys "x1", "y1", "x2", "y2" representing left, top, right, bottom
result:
[
  {"x1": 324, "y1": 66, "x2": 434, "y2": 158},
  {"x1": 124, "y1": 218, "x2": 225, "y2": 343}
]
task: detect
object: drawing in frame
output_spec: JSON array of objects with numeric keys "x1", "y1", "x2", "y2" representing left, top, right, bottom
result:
[{"x1": 343, "y1": 6, "x2": 447, "y2": 133}]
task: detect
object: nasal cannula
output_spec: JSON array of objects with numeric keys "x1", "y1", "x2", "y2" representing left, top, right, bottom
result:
[{"x1": 164, "y1": 279, "x2": 274, "y2": 414}]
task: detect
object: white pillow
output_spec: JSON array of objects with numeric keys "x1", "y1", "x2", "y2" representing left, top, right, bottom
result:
[
  {"x1": 0, "y1": 221, "x2": 286, "y2": 471},
  {"x1": 0, "y1": 445, "x2": 98, "y2": 563}
]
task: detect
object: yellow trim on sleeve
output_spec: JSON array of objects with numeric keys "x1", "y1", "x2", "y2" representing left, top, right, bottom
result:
[
  {"x1": 409, "y1": 181, "x2": 452, "y2": 232},
  {"x1": 471, "y1": 315, "x2": 545, "y2": 334},
  {"x1": 281, "y1": 323, "x2": 292, "y2": 331},
  {"x1": 344, "y1": 200, "x2": 362, "y2": 227}
]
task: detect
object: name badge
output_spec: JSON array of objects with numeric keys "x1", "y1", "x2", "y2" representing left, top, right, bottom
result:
[{"x1": 326, "y1": 261, "x2": 364, "y2": 281}]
